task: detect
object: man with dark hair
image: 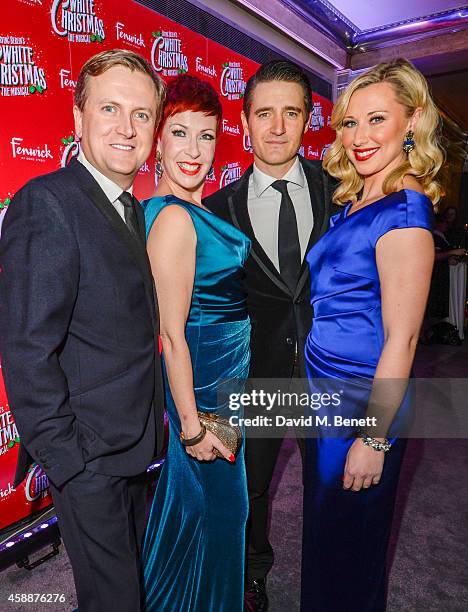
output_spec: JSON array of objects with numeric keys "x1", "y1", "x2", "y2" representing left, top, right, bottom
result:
[
  {"x1": 0, "y1": 50, "x2": 165, "y2": 612},
  {"x1": 242, "y1": 59, "x2": 312, "y2": 120},
  {"x1": 206, "y1": 59, "x2": 337, "y2": 610}
]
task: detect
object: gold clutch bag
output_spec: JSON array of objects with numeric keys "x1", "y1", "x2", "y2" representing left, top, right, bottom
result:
[{"x1": 198, "y1": 411, "x2": 242, "y2": 458}]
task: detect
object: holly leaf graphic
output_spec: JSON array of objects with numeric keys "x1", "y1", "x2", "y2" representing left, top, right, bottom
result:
[
  {"x1": 8, "y1": 440, "x2": 15, "y2": 449},
  {"x1": 29, "y1": 85, "x2": 36, "y2": 94},
  {"x1": 61, "y1": 138, "x2": 68, "y2": 145},
  {"x1": 97, "y1": 35, "x2": 103, "y2": 43},
  {"x1": 68, "y1": 135, "x2": 74, "y2": 143},
  {"x1": 36, "y1": 85, "x2": 43, "y2": 94},
  {"x1": 90, "y1": 34, "x2": 97, "y2": 42},
  {"x1": 4, "y1": 198, "x2": 11, "y2": 206}
]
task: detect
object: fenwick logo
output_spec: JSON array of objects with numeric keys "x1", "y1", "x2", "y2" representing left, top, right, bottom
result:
[
  {"x1": 116, "y1": 22, "x2": 145, "y2": 48},
  {"x1": 59, "y1": 68, "x2": 77, "y2": 90},
  {"x1": 10, "y1": 137, "x2": 53, "y2": 161},
  {"x1": 195, "y1": 57, "x2": 216, "y2": 78}
]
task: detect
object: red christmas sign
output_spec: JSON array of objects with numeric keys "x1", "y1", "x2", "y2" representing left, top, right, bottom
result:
[{"x1": 0, "y1": 0, "x2": 334, "y2": 533}]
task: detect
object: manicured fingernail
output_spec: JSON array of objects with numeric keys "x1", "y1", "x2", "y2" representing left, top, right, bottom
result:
[{"x1": 229, "y1": 454, "x2": 235, "y2": 462}]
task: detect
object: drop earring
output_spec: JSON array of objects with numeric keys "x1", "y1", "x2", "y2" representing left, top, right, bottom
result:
[
  {"x1": 403, "y1": 130, "x2": 415, "y2": 154},
  {"x1": 155, "y1": 150, "x2": 163, "y2": 177}
]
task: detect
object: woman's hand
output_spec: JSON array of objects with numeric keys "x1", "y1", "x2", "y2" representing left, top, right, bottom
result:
[
  {"x1": 184, "y1": 429, "x2": 235, "y2": 463},
  {"x1": 342, "y1": 438, "x2": 385, "y2": 491}
]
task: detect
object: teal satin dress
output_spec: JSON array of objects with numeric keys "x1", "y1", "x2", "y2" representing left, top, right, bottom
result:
[{"x1": 140, "y1": 195, "x2": 251, "y2": 612}]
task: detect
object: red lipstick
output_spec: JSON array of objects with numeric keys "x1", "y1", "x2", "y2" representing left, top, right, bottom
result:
[
  {"x1": 353, "y1": 147, "x2": 379, "y2": 162},
  {"x1": 177, "y1": 162, "x2": 202, "y2": 176}
]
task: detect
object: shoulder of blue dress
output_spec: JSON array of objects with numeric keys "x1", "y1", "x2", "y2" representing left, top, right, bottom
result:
[
  {"x1": 143, "y1": 195, "x2": 191, "y2": 216},
  {"x1": 142, "y1": 195, "x2": 186, "y2": 239},
  {"x1": 141, "y1": 195, "x2": 164, "y2": 212},
  {"x1": 402, "y1": 188, "x2": 435, "y2": 229},
  {"x1": 372, "y1": 189, "x2": 431, "y2": 215},
  {"x1": 401, "y1": 188, "x2": 432, "y2": 207},
  {"x1": 370, "y1": 189, "x2": 434, "y2": 233}
]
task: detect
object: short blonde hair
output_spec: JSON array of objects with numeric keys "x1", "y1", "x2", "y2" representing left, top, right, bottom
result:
[
  {"x1": 74, "y1": 49, "x2": 166, "y2": 126},
  {"x1": 324, "y1": 58, "x2": 444, "y2": 205}
]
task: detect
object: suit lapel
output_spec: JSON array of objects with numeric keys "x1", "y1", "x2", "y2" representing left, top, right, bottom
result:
[
  {"x1": 67, "y1": 158, "x2": 156, "y2": 322},
  {"x1": 228, "y1": 166, "x2": 291, "y2": 296},
  {"x1": 225, "y1": 157, "x2": 329, "y2": 299}
]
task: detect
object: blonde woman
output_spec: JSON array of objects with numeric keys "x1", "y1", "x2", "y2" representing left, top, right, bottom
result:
[{"x1": 301, "y1": 59, "x2": 443, "y2": 611}]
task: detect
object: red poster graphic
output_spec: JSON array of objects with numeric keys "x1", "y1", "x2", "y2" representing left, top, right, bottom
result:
[
  {"x1": 303, "y1": 92, "x2": 335, "y2": 160},
  {"x1": 0, "y1": 363, "x2": 53, "y2": 531},
  {"x1": 0, "y1": 0, "x2": 335, "y2": 533}
]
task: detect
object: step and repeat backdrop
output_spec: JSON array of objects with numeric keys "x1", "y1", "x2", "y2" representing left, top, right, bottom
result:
[{"x1": 0, "y1": 0, "x2": 334, "y2": 531}]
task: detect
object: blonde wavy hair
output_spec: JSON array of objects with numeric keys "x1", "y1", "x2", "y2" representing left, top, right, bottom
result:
[{"x1": 324, "y1": 58, "x2": 444, "y2": 205}]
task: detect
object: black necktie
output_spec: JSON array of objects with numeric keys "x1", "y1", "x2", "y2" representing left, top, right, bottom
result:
[
  {"x1": 271, "y1": 180, "x2": 301, "y2": 292},
  {"x1": 119, "y1": 191, "x2": 143, "y2": 244}
]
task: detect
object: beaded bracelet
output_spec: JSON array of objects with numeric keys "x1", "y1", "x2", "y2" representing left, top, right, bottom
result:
[{"x1": 357, "y1": 430, "x2": 392, "y2": 452}]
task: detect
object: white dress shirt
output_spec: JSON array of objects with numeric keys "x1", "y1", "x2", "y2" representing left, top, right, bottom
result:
[
  {"x1": 77, "y1": 151, "x2": 133, "y2": 223},
  {"x1": 247, "y1": 157, "x2": 313, "y2": 271}
]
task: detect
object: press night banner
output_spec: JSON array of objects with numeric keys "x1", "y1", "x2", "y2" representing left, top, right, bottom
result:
[{"x1": 0, "y1": 0, "x2": 335, "y2": 531}]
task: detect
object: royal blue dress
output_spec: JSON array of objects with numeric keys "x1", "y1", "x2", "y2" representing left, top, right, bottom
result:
[
  {"x1": 140, "y1": 196, "x2": 251, "y2": 612},
  {"x1": 301, "y1": 190, "x2": 434, "y2": 612}
]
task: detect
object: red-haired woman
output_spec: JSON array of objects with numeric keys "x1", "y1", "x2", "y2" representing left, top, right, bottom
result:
[{"x1": 140, "y1": 75, "x2": 250, "y2": 611}]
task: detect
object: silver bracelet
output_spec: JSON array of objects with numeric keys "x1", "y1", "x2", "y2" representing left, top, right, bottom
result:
[{"x1": 357, "y1": 431, "x2": 392, "y2": 452}]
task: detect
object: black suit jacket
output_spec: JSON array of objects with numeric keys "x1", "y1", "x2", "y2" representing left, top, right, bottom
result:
[
  {"x1": 0, "y1": 158, "x2": 165, "y2": 488},
  {"x1": 205, "y1": 156, "x2": 339, "y2": 379}
]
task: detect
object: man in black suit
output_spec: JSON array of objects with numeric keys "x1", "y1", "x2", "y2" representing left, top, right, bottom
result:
[
  {"x1": 206, "y1": 60, "x2": 337, "y2": 611},
  {"x1": 0, "y1": 50, "x2": 165, "y2": 612}
]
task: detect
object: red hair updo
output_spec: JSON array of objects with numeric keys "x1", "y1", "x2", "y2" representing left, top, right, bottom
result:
[{"x1": 157, "y1": 74, "x2": 222, "y2": 135}]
